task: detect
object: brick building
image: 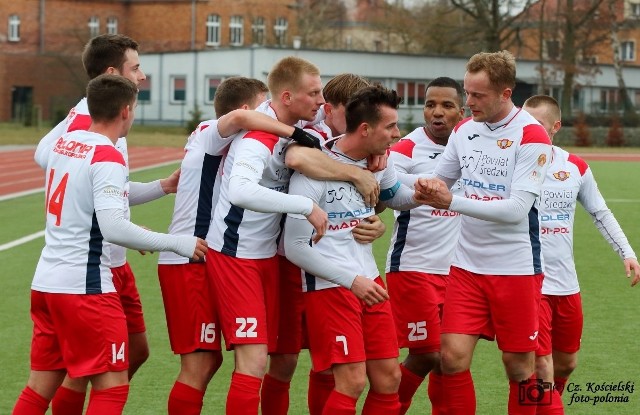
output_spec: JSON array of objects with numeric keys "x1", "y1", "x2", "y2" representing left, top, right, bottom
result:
[{"x1": 0, "y1": 0, "x2": 300, "y2": 122}]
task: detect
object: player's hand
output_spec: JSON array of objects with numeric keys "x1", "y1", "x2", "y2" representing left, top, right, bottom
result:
[
  {"x1": 160, "y1": 168, "x2": 181, "y2": 194},
  {"x1": 352, "y1": 169, "x2": 380, "y2": 207},
  {"x1": 624, "y1": 258, "x2": 640, "y2": 287},
  {"x1": 367, "y1": 152, "x2": 388, "y2": 173},
  {"x1": 413, "y1": 177, "x2": 452, "y2": 209},
  {"x1": 192, "y1": 238, "x2": 208, "y2": 262},
  {"x1": 305, "y1": 203, "x2": 328, "y2": 244},
  {"x1": 290, "y1": 127, "x2": 321, "y2": 150},
  {"x1": 350, "y1": 276, "x2": 389, "y2": 306},
  {"x1": 352, "y1": 215, "x2": 386, "y2": 244}
]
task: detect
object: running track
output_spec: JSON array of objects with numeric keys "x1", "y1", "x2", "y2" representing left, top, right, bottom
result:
[
  {"x1": 0, "y1": 147, "x2": 639, "y2": 198},
  {"x1": 0, "y1": 147, "x2": 184, "y2": 199}
]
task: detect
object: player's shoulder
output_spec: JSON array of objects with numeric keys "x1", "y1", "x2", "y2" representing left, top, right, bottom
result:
[
  {"x1": 516, "y1": 110, "x2": 551, "y2": 146},
  {"x1": 89, "y1": 138, "x2": 126, "y2": 166},
  {"x1": 452, "y1": 116, "x2": 473, "y2": 134},
  {"x1": 565, "y1": 151, "x2": 589, "y2": 176},
  {"x1": 240, "y1": 130, "x2": 281, "y2": 154}
]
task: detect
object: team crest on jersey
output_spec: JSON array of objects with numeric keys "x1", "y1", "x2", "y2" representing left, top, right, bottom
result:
[
  {"x1": 537, "y1": 154, "x2": 547, "y2": 166},
  {"x1": 553, "y1": 170, "x2": 570, "y2": 181},
  {"x1": 496, "y1": 139, "x2": 513, "y2": 149}
]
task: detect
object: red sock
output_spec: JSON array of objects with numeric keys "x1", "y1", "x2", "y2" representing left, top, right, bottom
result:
[
  {"x1": 322, "y1": 390, "x2": 357, "y2": 415},
  {"x1": 260, "y1": 374, "x2": 290, "y2": 415},
  {"x1": 226, "y1": 372, "x2": 262, "y2": 415},
  {"x1": 554, "y1": 377, "x2": 568, "y2": 396},
  {"x1": 12, "y1": 387, "x2": 50, "y2": 415},
  {"x1": 397, "y1": 364, "x2": 424, "y2": 415},
  {"x1": 85, "y1": 384, "x2": 129, "y2": 415},
  {"x1": 536, "y1": 388, "x2": 565, "y2": 415},
  {"x1": 308, "y1": 370, "x2": 335, "y2": 415},
  {"x1": 51, "y1": 386, "x2": 86, "y2": 415},
  {"x1": 168, "y1": 381, "x2": 205, "y2": 415},
  {"x1": 428, "y1": 372, "x2": 446, "y2": 415},
  {"x1": 362, "y1": 391, "x2": 401, "y2": 415},
  {"x1": 508, "y1": 376, "x2": 537, "y2": 415},
  {"x1": 441, "y1": 370, "x2": 476, "y2": 414}
]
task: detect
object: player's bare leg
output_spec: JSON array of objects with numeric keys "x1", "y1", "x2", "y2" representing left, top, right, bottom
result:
[
  {"x1": 324, "y1": 362, "x2": 366, "y2": 413},
  {"x1": 12, "y1": 370, "x2": 67, "y2": 415},
  {"x1": 503, "y1": 351, "x2": 541, "y2": 415},
  {"x1": 398, "y1": 351, "x2": 441, "y2": 414},
  {"x1": 365, "y1": 358, "x2": 402, "y2": 414},
  {"x1": 552, "y1": 350, "x2": 577, "y2": 395},
  {"x1": 262, "y1": 353, "x2": 299, "y2": 415},
  {"x1": 534, "y1": 355, "x2": 565, "y2": 414},
  {"x1": 439, "y1": 333, "x2": 479, "y2": 414},
  {"x1": 168, "y1": 351, "x2": 223, "y2": 415},
  {"x1": 128, "y1": 332, "x2": 150, "y2": 378},
  {"x1": 226, "y1": 344, "x2": 267, "y2": 414}
]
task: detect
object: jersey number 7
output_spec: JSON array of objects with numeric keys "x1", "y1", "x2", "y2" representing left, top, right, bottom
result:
[{"x1": 46, "y1": 168, "x2": 69, "y2": 226}]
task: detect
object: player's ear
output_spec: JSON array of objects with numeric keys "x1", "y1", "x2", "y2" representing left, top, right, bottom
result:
[
  {"x1": 359, "y1": 122, "x2": 369, "y2": 137},
  {"x1": 105, "y1": 67, "x2": 118, "y2": 75},
  {"x1": 551, "y1": 120, "x2": 561, "y2": 135},
  {"x1": 121, "y1": 104, "x2": 131, "y2": 120},
  {"x1": 281, "y1": 90, "x2": 292, "y2": 106},
  {"x1": 502, "y1": 88, "x2": 512, "y2": 101},
  {"x1": 324, "y1": 103, "x2": 333, "y2": 116}
]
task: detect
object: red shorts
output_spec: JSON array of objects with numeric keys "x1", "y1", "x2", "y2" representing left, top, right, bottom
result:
[
  {"x1": 537, "y1": 293, "x2": 583, "y2": 356},
  {"x1": 441, "y1": 267, "x2": 543, "y2": 353},
  {"x1": 304, "y1": 277, "x2": 399, "y2": 372},
  {"x1": 30, "y1": 290, "x2": 128, "y2": 378},
  {"x1": 111, "y1": 262, "x2": 146, "y2": 334},
  {"x1": 386, "y1": 271, "x2": 446, "y2": 352},
  {"x1": 274, "y1": 256, "x2": 307, "y2": 354},
  {"x1": 206, "y1": 249, "x2": 279, "y2": 351},
  {"x1": 158, "y1": 263, "x2": 221, "y2": 354}
]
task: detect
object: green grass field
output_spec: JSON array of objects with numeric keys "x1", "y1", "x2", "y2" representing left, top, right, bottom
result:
[{"x1": 1, "y1": 161, "x2": 639, "y2": 414}]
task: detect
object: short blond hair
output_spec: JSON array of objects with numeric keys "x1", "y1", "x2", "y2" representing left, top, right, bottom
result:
[
  {"x1": 267, "y1": 56, "x2": 320, "y2": 95},
  {"x1": 523, "y1": 95, "x2": 561, "y2": 121},
  {"x1": 323, "y1": 74, "x2": 370, "y2": 106},
  {"x1": 466, "y1": 50, "x2": 516, "y2": 91}
]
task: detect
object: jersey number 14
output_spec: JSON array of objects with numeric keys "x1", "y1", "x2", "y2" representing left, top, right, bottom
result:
[{"x1": 46, "y1": 168, "x2": 69, "y2": 226}]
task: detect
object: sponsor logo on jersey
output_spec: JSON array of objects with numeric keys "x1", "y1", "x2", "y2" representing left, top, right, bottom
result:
[
  {"x1": 537, "y1": 153, "x2": 547, "y2": 166},
  {"x1": 496, "y1": 138, "x2": 513, "y2": 149},
  {"x1": 553, "y1": 170, "x2": 570, "y2": 181},
  {"x1": 540, "y1": 213, "x2": 570, "y2": 221},
  {"x1": 431, "y1": 209, "x2": 460, "y2": 217},
  {"x1": 328, "y1": 219, "x2": 361, "y2": 231},
  {"x1": 53, "y1": 137, "x2": 93, "y2": 159},
  {"x1": 541, "y1": 226, "x2": 570, "y2": 235},
  {"x1": 468, "y1": 134, "x2": 480, "y2": 141},
  {"x1": 461, "y1": 178, "x2": 506, "y2": 191},
  {"x1": 428, "y1": 152, "x2": 441, "y2": 159},
  {"x1": 328, "y1": 207, "x2": 373, "y2": 219}
]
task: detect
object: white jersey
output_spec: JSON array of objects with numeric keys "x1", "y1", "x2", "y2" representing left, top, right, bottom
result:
[
  {"x1": 540, "y1": 146, "x2": 636, "y2": 295},
  {"x1": 206, "y1": 101, "x2": 296, "y2": 259},
  {"x1": 288, "y1": 139, "x2": 401, "y2": 292},
  {"x1": 435, "y1": 107, "x2": 552, "y2": 275},
  {"x1": 37, "y1": 98, "x2": 129, "y2": 267},
  {"x1": 385, "y1": 127, "x2": 461, "y2": 274},
  {"x1": 159, "y1": 120, "x2": 232, "y2": 264},
  {"x1": 32, "y1": 130, "x2": 127, "y2": 294}
]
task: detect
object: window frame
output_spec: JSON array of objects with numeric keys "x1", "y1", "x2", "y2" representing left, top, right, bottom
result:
[
  {"x1": 170, "y1": 75, "x2": 187, "y2": 104},
  {"x1": 106, "y1": 16, "x2": 118, "y2": 35},
  {"x1": 274, "y1": 17, "x2": 288, "y2": 47},
  {"x1": 206, "y1": 14, "x2": 221, "y2": 47},
  {"x1": 252, "y1": 16, "x2": 266, "y2": 46},
  {"x1": 88, "y1": 16, "x2": 100, "y2": 38}
]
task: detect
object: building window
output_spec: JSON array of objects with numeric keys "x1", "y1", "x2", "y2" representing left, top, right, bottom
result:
[
  {"x1": 107, "y1": 17, "x2": 118, "y2": 34},
  {"x1": 138, "y1": 76, "x2": 151, "y2": 104},
  {"x1": 544, "y1": 39, "x2": 560, "y2": 60},
  {"x1": 206, "y1": 14, "x2": 221, "y2": 46},
  {"x1": 171, "y1": 76, "x2": 187, "y2": 103},
  {"x1": 88, "y1": 16, "x2": 100, "y2": 37},
  {"x1": 600, "y1": 89, "x2": 618, "y2": 112},
  {"x1": 8, "y1": 14, "x2": 20, "y2": 42},
  {"x1": 274, "y1": 17, "x2": 288, "y2": 47},
  {"x1": 620, "y1": 41, "x2": 635, "y2": 61},
  {"x1": 205, "y1": 77, "x2": 224, "y2": 104},
  {"x1": 230, "y1": 16, "x2": 244, "y2": 46},
  {"x1": 396, "y1": 80, "x2": 428, "y2": 106},
  {"x1": 631, "y1": 3, "x2": 640, "y2": 17},
  {"x1": 252, "y1": 17, "x2": 266, "y2": 45}
]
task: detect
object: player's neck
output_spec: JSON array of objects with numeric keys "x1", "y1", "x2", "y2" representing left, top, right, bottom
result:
[
  {"x1": 270, "y1": 102, "x2": 299, "y2": 126},
  {"x1": 335, "y1": 134, "x2": 368, "y2": 160},
  {"x1": 88, "y1": 122, "x2": 122, "y2": 145}
]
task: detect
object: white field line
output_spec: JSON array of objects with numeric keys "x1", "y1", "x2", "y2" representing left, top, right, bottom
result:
[{"x1": 0, "y1": 230, "x2": 45, "y2": 252}]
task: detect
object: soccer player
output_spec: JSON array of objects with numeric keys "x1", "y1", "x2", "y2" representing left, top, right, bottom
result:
[
  {"x1": 523, "y1": 95, "x2": 640, "y2": 412},
  {"x1": 384, "y1": 77, "x2": 464, "y2": 414},
  {"x1": 205, "y1": 56, "x2": 385, "y2": 415},
  {"x1": 285, "y1": 84, "x2": 428, "y2": 415},
  {"x1": 12, "y1": 74, "x2": 207, "y2": 415},
  {"x1": 414, "y1": 50, "x2": 553, "y2": 414},
  {"x1": 287, "y1": 73, "x2": 387, "y2": 415},
  {"x1": 34, "y1": 34, "x2": 173, "y2": 414},
  {"x1": 157, "y1": 76, "x2": 323, "y2": 415}
]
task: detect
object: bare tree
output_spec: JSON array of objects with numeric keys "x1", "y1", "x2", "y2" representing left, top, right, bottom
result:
[
  {"x1": 607, "y1": 0, "x2": 637, "y2": 121},
  {"x1": 449, "y1": 0, "x2": 537, "y2": 51}
]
